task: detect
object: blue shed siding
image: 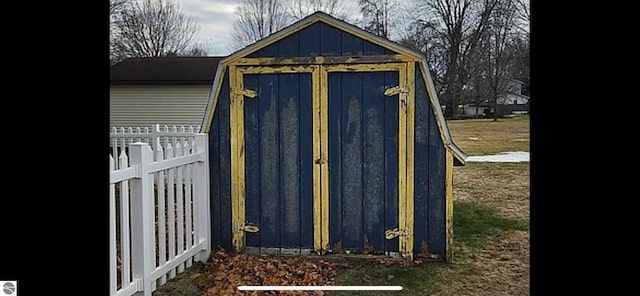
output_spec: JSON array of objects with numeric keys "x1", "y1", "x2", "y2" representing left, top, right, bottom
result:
[
  {"x1": 414, "y1": 64, "x2": 446, "y2": 256},
  {"x1": 243, "y1": 73, "x2": 315, "y2": 251},
  {"x1": 248, "y1": 22, "x2": 394, "y2": 58},
  {"x1": 327, "y1": 71, "x2": 399, "y2": 254},
  {"x1": 209, "y1": 71, "x2": 232, "y2": 250}
]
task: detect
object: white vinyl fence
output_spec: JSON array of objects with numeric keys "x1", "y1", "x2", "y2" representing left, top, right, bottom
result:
[
  {"x1": 109, "y1": 134, "x2": 210, "y2": 296},
  {"x1": 111, "y1": 125, "x2": 201, "y2": 170}
]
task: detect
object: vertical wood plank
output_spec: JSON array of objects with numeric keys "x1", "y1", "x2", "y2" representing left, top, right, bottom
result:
[
  {"x1": 166, "y1": 143, "x2": 176, "y2": 279},
  {"x1": 129, "y1": 143, "x2": 154, "y2": 296},
  {"x1": 176, "y1": 142, "x2": 185, "y2": 273},
  {"x1": 279, "y1": 73, "x2": 301, "y2": 250},
  {"x1": 109, "y1": 156, "x2": 117, "y2": 295},
  {"x1": 156, "y1": 145, "x2": 167, "y2": 285},
  {"x1": 243, "y1": 73, "x2": 261, "y2": 249},
  {"x1": 184, "y1": 141, "x2": 193, "y2": 268},
  {"x1": 229, "y1": 64, "x2": 242, "y2": 252},
  {"x1": 312, "y1": 67, "x2": 322, "y2": 254},
  {"x1": 406, "y1": 62, "x2": 415, "y2": 260},
  {"x1": 194, "y1": 134, "x2": 211, "y2": 262},
  {"x1": 319, "y1": 68, "x2": 329, "y2": 254},
  {"x1": 398, "y1": 64, "x2": 408, "y2": 258},
  {"x1": 119, "y1": 152, "x2": 131, "y2": 287},
  {"x1": 445, "y1": 150, "x2": 454, "y2": 263},
  {"x1": 327, "y1": 71, "x2": 343, "y2": 252}
]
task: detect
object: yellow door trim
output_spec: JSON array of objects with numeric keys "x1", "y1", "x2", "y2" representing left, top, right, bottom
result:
[
  {"x1": 406, "y1": 62, "x2": 415, "y2": 260},
  {"x1": 319, "y1": 68, "x2": 330, "y2": 254},
  {"x1": 312, "y1": 67, "x2": 323, "y2": 254},
  {"x1": 229, "y1": 64, "x2": 246, "y2": 252},
  {"x1": 445, "y1": 150, "x2": 454, "y2": 263}
]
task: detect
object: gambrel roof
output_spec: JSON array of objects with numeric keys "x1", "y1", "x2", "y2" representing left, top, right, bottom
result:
[{"x1": 200, "y1": 11, "x2": 467, "y2": 164}]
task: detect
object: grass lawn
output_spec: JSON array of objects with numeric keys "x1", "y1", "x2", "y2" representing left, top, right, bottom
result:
[
  {"x1": 152, "y1": 117, "x2": 530, "y2": 296},
  {"x1": 446, "y1": 115, "x2": 529, "y2": 155},
  {"x1": 331, "y1": 162, "x2": 530, "y2": 296}
]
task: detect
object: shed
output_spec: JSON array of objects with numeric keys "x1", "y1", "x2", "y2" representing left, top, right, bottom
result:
[
  {"x1": 201, "y1": 12, "x2": 467, "y2": 261},
  {"x1": 110, "y1": 57, "x2": 222, "y2": 127}
]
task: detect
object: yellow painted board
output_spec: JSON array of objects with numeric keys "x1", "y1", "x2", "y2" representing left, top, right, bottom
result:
[
  {"x1": 236, "y1": 68, "x2": 246, "y2": 252},
  {"x1": 320, "y1": 67, "x2": 329, "y2": 254},
  {"x1": 238, "y1": 65, "x2": 316, "y2": 74},
  {"x1": 322, "y1": 63, "x2": 405, "y2": 73},
  {"x1": 446, "y1": 150, "x2": 454, "y2": 263},
  {"x1": 312, "y1": 67, "x2": 322, "y2": 254},
  {"x1": 234, "y1": 55, "x2": 415, "y2": 66},
  {"x1": 406, "y1": 62, "x2": 415, "y2": 260},
  {"x1": 398, "y1": 63, "x2": 407, "y2": 259},
  {"x1": 228, "y1": 65, "x2": 240, "y2": 252}
]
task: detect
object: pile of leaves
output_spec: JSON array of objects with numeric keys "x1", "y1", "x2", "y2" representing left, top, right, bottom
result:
[{"x1": 202, "y1": 249, "x2": 338, "y2": 295}]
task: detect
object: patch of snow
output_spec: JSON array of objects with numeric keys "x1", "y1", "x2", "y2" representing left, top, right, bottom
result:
[{"x1": 466, "y1": 151, "x2": 529, "y2": 163}]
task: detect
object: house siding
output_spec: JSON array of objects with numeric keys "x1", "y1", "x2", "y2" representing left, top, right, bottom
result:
[{"x1": 110, "y1": 85, "x2": 211, "y2": 127}]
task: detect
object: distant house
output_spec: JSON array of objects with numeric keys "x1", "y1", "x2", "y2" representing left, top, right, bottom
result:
[
  {"x1": 110, "y1": 57, "x2": 223, "y2": 128},
  {"x1": 462, "y1": 79, "x2": 529, "y2": 116}
]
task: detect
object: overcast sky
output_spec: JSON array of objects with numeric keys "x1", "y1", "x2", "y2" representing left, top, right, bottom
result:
[{"x1": 178, "y1": 0, "x2": 366, "y2": 56}]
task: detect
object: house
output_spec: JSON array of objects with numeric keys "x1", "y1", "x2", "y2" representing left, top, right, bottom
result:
[
  {"x1": 110, "y1": 57, "x2": 223, "y2": 128},
  {"x1": 462, "y1": 79, "x2": 530, "y2": 116},
  {"x1": 201, "y1": 11, "x2": 467, "y2": 262}
]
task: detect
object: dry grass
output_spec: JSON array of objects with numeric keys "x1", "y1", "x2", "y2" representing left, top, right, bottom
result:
[
  {"x1": 425, "y1": 162, "x2": 530, "y2": 296},
  {"x1": 447, "y1": 116, "x2": 530, "y2": 155},
  {"x1": 454, "y1": 163, "x2": 530, "y2": 222}
]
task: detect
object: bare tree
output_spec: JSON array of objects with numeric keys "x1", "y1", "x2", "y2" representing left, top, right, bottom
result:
[
  {"x1": 358, "y1": 0, "x2": 397, "y2": 38},
  {"x1": 110, "y1": 0, "x2": 200, "y2": 63},
  {"x1": 110, "y1": 0, "x2": 129, "y2": 15},
  {"x1": 484, "y1": 0, "x2": 519, "y2": 121},
  {"x1": 287, "y1": 0, "x2": 350, "y2": 20},
  {"x1": 231, "y1": 0, "x2": 291, "y2": 50},
  {"x1": 403, "y1": 0, "x2": 499, "y2": 118}
]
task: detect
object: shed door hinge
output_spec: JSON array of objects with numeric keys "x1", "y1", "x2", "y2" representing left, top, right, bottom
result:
[
  {"x1": 233, "y1": 88, "x2": 258, "y2": 99},
  {"x1": 385, "y1": 227, "x2": 410, "y2": 239},
  {"x1": 234, "y1": 222, "x2": 260, "y2": 233},
  {"x1": 384, "y1": 86, "x2": 409, "y2": 112},
  {"x1": 384, "y1": 85, "x2": 408, "y2": 96}
]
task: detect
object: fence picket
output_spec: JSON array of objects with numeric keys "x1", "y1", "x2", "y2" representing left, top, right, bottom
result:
[
  {"x1": 156, "y1": 145, "x2": 167, "y2": 286},
  {"x1": 166, "y1": 143, "x2": 176, "y2": 279},
  {"x1": 119, "y1": 152, "x2": 131, "y2": 288},
  {"x1": 109, "y1": 156, "x2": 117, "y2": 295},
  {"x1": 175, "y1": 141, "x2": 185, "y2": 273},
  {"x1": 184, "y1": 140, "x2": 193, "y2": 268}
]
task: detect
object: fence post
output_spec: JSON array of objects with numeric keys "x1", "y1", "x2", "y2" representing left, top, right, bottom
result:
[
  {"x1": 193, "y1": 133, "x2": 211, "y2": 262},
  {"x1": 109, "y1": 156, "x2": 117, "y2": 295},
  {"x1": 129, "y1": 142, "x2": 154, "y2": 296}
]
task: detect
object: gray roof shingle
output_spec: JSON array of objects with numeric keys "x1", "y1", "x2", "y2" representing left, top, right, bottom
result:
[{"x1": 110, "y1": 56, "x2": 224, "y2": 85}]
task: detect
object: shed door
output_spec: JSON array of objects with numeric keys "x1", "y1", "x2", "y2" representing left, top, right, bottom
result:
[
  {"x1": 321, "y1": 63, "x2": 413, "y2": 258},
  {"x1": 230, "y1": 66, "x2": 318, "y2": 254},
  {"x1": 230, "y1": 63, "x2": 414, "y2": 258}
]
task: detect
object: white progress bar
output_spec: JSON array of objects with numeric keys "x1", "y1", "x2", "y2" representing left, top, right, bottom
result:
[{"x1": 238, "y1": 286, "x2": 403, "y2": 291}]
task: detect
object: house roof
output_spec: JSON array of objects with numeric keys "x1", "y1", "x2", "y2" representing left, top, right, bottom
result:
[
  {"x1": 200, "y1": 11, "x2": 467, "y2": 165},
  {"x1": 110, "y1": 57, "x2": 225, "y2": 85}
]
